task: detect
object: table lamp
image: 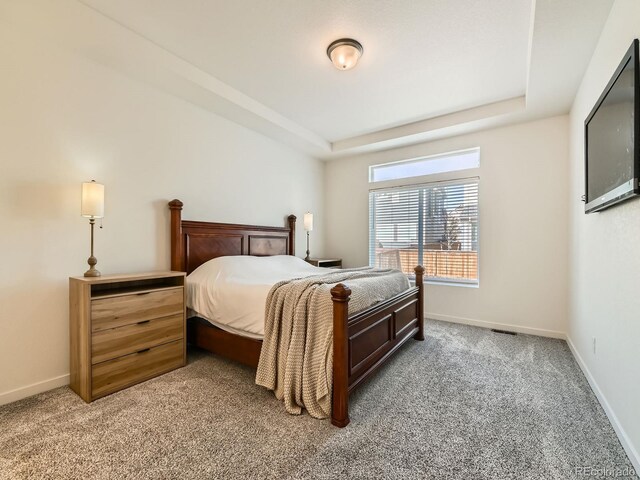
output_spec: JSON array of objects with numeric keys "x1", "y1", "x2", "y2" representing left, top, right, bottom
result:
[
  {"x1": 304, "y1": 212, "x2": 313, "y2": 261},
  {"x1": 81, "y1": 180, "x2": 104, "y2": 277}
]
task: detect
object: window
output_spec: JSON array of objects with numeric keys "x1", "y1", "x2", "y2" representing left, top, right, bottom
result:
[
  {"x1": 370, "y1": 148, "x2": 480, "y2": 183},
  {"x1": 369, "y1": 152, "x2": 479, "y2": 285}
]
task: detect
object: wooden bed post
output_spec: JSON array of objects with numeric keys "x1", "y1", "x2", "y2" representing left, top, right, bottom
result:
[
  {"x1": 287, "y1": 214, "x2": 296, "y2": 256},
  {"x1": 169, "y1": 199, "x2": 184, "y2": 271},
  {"x1": 330, "y1": 283, "x2": 351, "y2": 428},
  {"x1": 414, "y1": 265, "x2": 425, "y2": 341}
]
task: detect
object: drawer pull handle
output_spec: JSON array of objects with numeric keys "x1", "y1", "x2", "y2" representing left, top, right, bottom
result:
[
  {"x1": 137, "y1": 320, "x2": 150, "y2": 325},
  {"x1": 137, "y1": 348, "x2": 151, "y2": 354},
  {"x1": 136, "y1": 292, "x2": 151, "y2": 296}
]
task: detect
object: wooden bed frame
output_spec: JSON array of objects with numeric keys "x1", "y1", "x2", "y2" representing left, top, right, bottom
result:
[{"x1": 169, "y1": 199, "x2": 425, "y2": 427}]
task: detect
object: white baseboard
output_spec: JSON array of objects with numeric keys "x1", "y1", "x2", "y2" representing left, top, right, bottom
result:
[
  {"x1": 0, "y1": 374, "x2": 70, "y2": 407},
  {"x1": 566, "y1": 337, "x2": 640, "y2": 473},
  {"x1": 427, "y1": 312, "x2": 567, "y2": 339}
]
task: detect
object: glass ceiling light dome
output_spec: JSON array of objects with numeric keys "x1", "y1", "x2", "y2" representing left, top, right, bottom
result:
[{"x1": 327, "y1": 38, "x2": 363, "y2": 70}]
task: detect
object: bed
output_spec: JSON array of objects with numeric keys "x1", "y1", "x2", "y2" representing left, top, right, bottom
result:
[{"x1": 168, "y1": 199, "x2": 425, "y2": 427}]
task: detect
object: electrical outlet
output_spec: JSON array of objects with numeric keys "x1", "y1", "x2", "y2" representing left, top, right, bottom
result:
[{"x1": 592, "y1": 337, "x2": 597, "y2": 355}]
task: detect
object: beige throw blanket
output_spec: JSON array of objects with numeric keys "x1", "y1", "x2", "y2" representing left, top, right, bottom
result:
[{"x1": 255, "y1": 267, "x2": 410, "y2": 419}]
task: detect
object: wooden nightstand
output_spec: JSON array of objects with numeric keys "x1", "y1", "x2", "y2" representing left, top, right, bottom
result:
[
  {"x1": 69, "y1": 271, "x2": 186, "y2": 402},
  {"x1": 306, "y1": 258, "x2": 342, "y2": 269}
]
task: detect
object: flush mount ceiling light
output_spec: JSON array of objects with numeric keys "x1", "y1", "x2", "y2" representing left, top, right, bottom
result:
[{"x1": 327, "y1": 38, "x2": 363, "y2": 71}]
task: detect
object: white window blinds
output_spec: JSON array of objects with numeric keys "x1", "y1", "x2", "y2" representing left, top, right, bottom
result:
[{"x1": 369, "y1": 179, "x2": 479, "y2": 284}]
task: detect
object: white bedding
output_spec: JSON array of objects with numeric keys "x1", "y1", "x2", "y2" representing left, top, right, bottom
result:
[{"x1": 186, "y1": 255, "x2": 332, "y2": 338}]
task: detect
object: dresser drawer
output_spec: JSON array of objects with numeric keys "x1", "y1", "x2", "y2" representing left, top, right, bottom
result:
[
  {"x1": 92, "y1": 340, "x2": 184, "y2": 398},
  {"x1": 92, "y1": 287, "x2": 183, "y2": 332},
  {"x1": 91, "y1": 313, "x2": 183, "y2": 364}
]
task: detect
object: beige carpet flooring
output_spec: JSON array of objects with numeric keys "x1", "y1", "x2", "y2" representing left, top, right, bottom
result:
[{"x1": 0, "y1": 320, "x2": 636, "y2": 479}]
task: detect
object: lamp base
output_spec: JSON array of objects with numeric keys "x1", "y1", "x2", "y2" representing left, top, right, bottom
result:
[
  {"x1": 84, "y1": 255, "x2": 101, "y2": 277},
  {"x1": 84, "y1": 267, "x2": 101, "y2": 277}
]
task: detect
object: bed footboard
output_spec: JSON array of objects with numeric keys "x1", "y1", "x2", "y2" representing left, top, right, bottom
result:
[{"x1": 331, "y1": 265, "x2": 425, "y2": 427}]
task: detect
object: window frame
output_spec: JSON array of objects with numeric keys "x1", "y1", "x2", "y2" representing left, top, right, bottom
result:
[
  {"x1": 369, "y1": 147, "x2": 480, "y2": 184},
  {"x1": 369, "y1": 152, "x2": 480, "y2": 287}
]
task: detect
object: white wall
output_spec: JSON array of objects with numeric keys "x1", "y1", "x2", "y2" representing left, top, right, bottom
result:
[
  {"x1": 325, "y1": 116, "x2": 569, "y2": 337},
  {"x1": 0, "y1": 23, "x2": 324, "y2": 403},
  {"x1": 568, "y1": 0, "x2": 640, "y2": 469}
]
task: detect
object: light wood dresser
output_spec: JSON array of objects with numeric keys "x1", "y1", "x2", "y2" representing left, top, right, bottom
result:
[{"x1": 69, "y1": 271, "x2": 186, "y2": 402}]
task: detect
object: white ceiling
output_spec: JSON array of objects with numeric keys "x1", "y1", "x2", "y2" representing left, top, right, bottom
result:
[
  {"x1": 6, "y1": 0, "x2": 614, "y2": 158},
  {"x1": 81, "y1": 0, "x2": 533, "y2": 142}
]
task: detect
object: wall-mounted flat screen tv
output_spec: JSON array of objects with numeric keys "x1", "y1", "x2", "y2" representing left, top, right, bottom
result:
[{"x1": 585, "y1": 39, "x2": 639, "y2": 214}]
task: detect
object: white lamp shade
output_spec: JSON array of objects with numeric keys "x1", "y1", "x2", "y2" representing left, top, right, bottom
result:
[
  {"x1": 81, "y1": 181, "x2": 104, "y2": 218},
  {"x1": 303, "y1": 212, "x2": 313, "y2": 232}
]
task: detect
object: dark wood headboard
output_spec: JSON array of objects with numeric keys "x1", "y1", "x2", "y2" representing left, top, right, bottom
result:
[{"x1": 168, "y1": 199, "x2": 296, "y2": 274}]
